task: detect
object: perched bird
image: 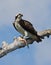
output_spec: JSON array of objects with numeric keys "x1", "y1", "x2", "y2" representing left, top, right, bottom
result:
[{"x1": 13, "y1": 13, "x2": 42, "y2": 47}]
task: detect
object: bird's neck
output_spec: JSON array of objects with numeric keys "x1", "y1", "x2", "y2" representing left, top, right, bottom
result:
[
  {"x1": 16, "y1": 18, "x2": 20, "y2": 22},
  {"x1": 15, "y1": 18, "x2": 22, "y2": 23}
]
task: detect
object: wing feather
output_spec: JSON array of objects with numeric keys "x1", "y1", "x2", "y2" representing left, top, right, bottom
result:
[{"x1": 19, "y1": 19, "x2": 37, "y2": 35}]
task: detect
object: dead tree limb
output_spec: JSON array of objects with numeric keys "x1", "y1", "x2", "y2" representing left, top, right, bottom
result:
[{"x1": 0, "y1": 29, "x2": 51, "y2": 58}]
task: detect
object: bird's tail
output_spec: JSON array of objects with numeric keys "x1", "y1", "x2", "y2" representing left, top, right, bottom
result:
[
  {"x1": 35, "y1": 35, "x2": 43, "y2": 43},
  {"x1": 36, "y1": 35, "x2": 44, "y2": 43},
  {"x1": 34, "y1": 31, "x2": 44, "y2": 43}
]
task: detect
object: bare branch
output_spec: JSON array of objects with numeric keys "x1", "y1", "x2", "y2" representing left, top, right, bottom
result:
[
  {"x1": 0, "y1": 29, "x2": 51, "y2": 58},
  {"x1": 38, "y1": 29, "x2": 51, "y2": 38}
]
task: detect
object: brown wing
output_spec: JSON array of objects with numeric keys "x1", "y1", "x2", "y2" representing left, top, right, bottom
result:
[{"x1": 19, "y1": 19, "x2": 37, "y2": 35}]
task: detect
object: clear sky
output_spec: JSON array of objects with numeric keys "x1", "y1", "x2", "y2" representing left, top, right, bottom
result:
[{"x1": 0, "y1": 0, "x2": 51, "y2": 65}]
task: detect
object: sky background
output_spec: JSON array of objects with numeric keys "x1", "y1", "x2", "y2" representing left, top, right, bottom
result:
[{"x1": 0, "y1": 0, "x2": 51, "y2": 65}]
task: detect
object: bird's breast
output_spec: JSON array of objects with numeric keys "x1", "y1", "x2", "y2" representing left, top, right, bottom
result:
[{"x1": 15, "y1": 22, "x2": 25, "y2": 35}]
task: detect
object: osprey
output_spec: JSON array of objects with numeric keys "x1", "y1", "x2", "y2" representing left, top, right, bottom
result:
[{"x1": 13, "y1": 13, "x2": 42, "y2": 47}]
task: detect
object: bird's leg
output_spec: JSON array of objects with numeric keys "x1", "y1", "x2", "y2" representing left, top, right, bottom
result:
[
  {"x1": 23, "y1": 30, "x2": 30, "y2": 48},
  {"x1": 23, "y1": 36, "x2": 29, "y2": 48},
  {"x1": 19, "y1": 35, "x2": 29, "y2": 48}
]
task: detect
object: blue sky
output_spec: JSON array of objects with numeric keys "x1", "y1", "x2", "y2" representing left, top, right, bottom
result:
[{"x1": 0, "y1": 0, "x2": 51, "y2": 65}]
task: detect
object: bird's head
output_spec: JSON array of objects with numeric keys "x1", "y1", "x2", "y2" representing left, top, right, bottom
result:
[{"x1": 15, "y1": 13, "x2": 23, "y2": 21}]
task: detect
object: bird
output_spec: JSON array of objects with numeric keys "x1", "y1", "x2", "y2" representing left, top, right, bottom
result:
[{"x1": 13, "y1": 13, "x2": 43, "y2": 47}]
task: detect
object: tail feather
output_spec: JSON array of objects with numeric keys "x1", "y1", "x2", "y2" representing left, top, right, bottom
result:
[{"x1": 36, "y1": 35, "x2": 42, "y2": 43}]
